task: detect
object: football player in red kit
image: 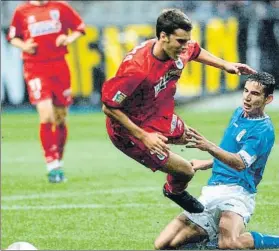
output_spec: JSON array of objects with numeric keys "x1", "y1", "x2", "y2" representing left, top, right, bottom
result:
[
  {"x1": 7, "y1": 0, "x2": 85, "y2": 183},
  {"x1": 102, "y1": 8, "x2": 256, "y2": 212}
]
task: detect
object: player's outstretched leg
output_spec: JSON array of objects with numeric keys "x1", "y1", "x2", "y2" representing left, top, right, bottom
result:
[
  {"x1": 37, "y1": 100, "x2": 66, "y2": 183},
  {"x1": 161, "y1": 153, "x2": 204, "y2": 213},
  {"x1": 250, "y1": 231, "x2": 279, "y2": 249},
  {"x1": 163, "y1": 174, "x2": 204, "y2": 213},
  {"x1": 40, "y1": 123, "x2": 64, "y2": 183},
  {"x1": 50, "y1": 106, "x2": 68, "y2": 183},
  {"x1": 163, "y1": 182, "x2": 204, "y2": 213}
]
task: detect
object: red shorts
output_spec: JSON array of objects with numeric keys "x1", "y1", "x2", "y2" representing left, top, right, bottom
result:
[
  {"x1": 23, "y1": 59, "x2": 72, "y2": 106},
  {"x1": 106, "y1": 115, "x2": 185, "y2": 172}
]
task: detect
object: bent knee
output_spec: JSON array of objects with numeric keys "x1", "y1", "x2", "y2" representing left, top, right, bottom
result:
[
  {"x1": 154, "y1": 234, "x2": 180, "y2": 250},
  {"x1": 154, "y1": 238, "x2": 181, "y2": 250},
  {"x1": 186, "y1": 167, "x2": 195, "y2": 177},
  {"x1": 180, "y1": 166, "x2": 195, "y2": 181},
  {"x1": 38, "y1": 112, "x2": 55, "y2": 123},
  {"x1": 36, "y1": 100, "x2": 55, "y2": 123},
  {"x1": 55, "y1": 116, "x2": 66, "y2": 125},
  {"x1": 154, "y1": 237, "x2": 170, "y2": 250},
  {"x1": 54, "y1": 108, "x2": 67, "y2": 125}
]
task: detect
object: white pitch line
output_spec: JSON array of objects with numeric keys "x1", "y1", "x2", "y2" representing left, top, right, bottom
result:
[
  {"x1": 2, "y1": 182, "x2": 277, "y2": 202},
  {"x1": 2, "y1": 201, "x2": 278, "y2": 211},
  {"x1": 1, "y1": 187, "x2": 160, "y2": 201},
  {"x1": 1, "y1": 203, "x2": 177, "y2": 211}
]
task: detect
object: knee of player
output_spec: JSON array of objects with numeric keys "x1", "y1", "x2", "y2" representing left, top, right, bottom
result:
[
  {"x1": 54, "y1": 110, "x2": 67, "y2": 125},
  {"x1": 154, "y1": 236, "x2": 177, "y2": 250},
  {"x1": 39, "y1": 112, "x2": 55, "y2": 124},
  {"x1": 154, "y1": 238, "x2": 168, "y2": 250},
  {"x1": 188, "y1": 167, "x2": 195, "y2": 177},
  {"x1": 55, "y1": 116, "x2": 66, "y2": 125},
  {"x1": 181, "y1": 166, "x2": 195, "y2": 179}
]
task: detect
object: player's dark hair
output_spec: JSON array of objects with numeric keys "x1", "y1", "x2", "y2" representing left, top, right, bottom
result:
[
  {"x1": 246, "y1": 72, "x2": 276, "y2": 97},
  {"x1": 156, "y1": 9, "x2": 193, "y2": 39}
]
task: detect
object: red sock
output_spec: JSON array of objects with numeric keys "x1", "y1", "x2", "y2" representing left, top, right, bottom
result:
[
  {"x1": 40, "y1": 123, "x2": 59, "y2": 163},
  {"x1": 55, "y1": 123, "x2": 68, "y2": 160},
  {"x1": 165, "y1": 174, "x2": 188, "y2": 194}
]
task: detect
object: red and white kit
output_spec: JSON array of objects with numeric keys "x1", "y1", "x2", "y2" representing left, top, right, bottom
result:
[
  {"x1": 7, "y1": 1, "x2": 85, "y2": 105},
  {"x1": 102, "y1": 39, "x2": 201, "y2": 171}
]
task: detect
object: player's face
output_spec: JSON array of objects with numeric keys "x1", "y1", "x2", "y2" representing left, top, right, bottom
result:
[
  {"x1": 242, "y1": 80, "x2": 273, "y2": 117},
  {"x1": 162, "y1": 29, "x2": 191, "y2": 60}
]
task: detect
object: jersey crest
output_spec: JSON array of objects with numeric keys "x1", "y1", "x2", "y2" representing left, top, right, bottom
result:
[
  {"x1": 49, "y1": 9, "x2": 60, "y2": 20},
  {"x1": 175, "y1": 58, "x2": 184, "y2": 70}
]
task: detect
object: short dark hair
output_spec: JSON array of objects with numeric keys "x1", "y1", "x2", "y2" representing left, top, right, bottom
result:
[
  {"x1": 246, "y1": 72, "x2": 276, "y2": 97},
  {"x1": 156, "y1": 9, "x2": 193, "y2": 39}
]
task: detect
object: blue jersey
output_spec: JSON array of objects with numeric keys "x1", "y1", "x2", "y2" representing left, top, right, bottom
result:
[{"x1": 208, "y1": 107, "x2": 275, "y2": 193}]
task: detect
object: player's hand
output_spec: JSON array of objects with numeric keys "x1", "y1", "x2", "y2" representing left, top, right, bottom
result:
[
  {"x1": 223, "y1": 62, "x2": 257, "y2": 75},
  {"x1": 23, "y1": 38, "x2": 38, "y2": 54},
  {"x1": 56, "y1": 34, "x2": 70, "y2": 47},
  {"x1": 168, "y1": 126, "x2": 193, "y2": 145},
  {"x1": 190, "y1": 159, "x2": 213, "y2": 171},
  {"x1": 141, "y1": 132, "x2": 169, "y2": 157},
  {"x1": 185, "y1": 128, "x2": 214, "y2": 151}
]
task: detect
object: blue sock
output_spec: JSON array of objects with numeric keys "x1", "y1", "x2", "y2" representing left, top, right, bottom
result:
[{"x1": 251, "y1": 231, "x2": 279, "y2": 249}]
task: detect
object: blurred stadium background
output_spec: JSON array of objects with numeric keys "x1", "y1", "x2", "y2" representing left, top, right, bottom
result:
[
  {"x1": 1, "y1": 0, "x2": 279, "y2": 108},
  {"x1": 1, "y1": 1, "x2": 279, "y2": 250}
]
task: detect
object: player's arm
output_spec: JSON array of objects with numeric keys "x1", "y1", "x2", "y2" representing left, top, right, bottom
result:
[
  {"x1": 194, "y1": 48, "x2": 256, "y2": 75},
  {"x1": 190, "y1": 159, "x2": 213, "y2": 172},
  {"x1": 56, "y1": 31, "x2": 83, "y2": 47},
  {"x1": 56, "y1": 2, "x2": 85, "y2": 47},
  {"x1": 186, "y1": 127, "x2": 246, "y2": 171},
  {"x1": 102, "y1": 70, "x2": 170, "y2": 156},
  {"x1": 10, "y1": 37, "x2": 38, "y2": 54},
  {"x1": 102, "y1": 105, "x2": 146, "y2": 140},
  {"x1": 102, "y1": 105, "x2": 169, "y2": 156},
  {"x1": 7, "y1": 8, "x2": 38, "y2": 54}
]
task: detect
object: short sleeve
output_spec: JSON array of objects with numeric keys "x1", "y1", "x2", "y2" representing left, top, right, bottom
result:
[
  {"x1": 7, "y1": 8, "x2": 23, "y2": 41},
  {"x1": 101, "y1": 70, "x2": 146, "y2": 108},
  {"x1": 188, "y1": 41, "x2": 201, "y2": 61},
  {"x1": 60, "y1": 1, "x2": 85, "y2": 34},
  {"x1": 238, "y1": 134, "x2": 262, "y2": 168}
]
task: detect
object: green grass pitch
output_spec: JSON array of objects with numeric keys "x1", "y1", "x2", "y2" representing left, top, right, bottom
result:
[{"x1": 1, "y1": 108, "x2": 278, "y2": 250}]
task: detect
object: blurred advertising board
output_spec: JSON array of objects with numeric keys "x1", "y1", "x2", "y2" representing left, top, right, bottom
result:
[{"x1": 1, "y1": 17, "x2": 246, "y2": 106}]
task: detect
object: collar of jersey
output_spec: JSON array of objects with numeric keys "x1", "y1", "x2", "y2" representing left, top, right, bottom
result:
[
  {"x1": 241, "y1": 111, "x2": 269, "y2": 120},
  {"x1": 151, "y1": 42, "x2": 172, "y2": 62}
]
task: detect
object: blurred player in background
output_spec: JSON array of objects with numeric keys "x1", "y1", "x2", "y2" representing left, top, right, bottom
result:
[
  {"x1": 7, "y1": 0, "x2": 85, "y2": 183},
  {"x1": 155, "y1": 72, "x2": 279, "y2": 250},
  {"x1": 101, "y1": 8, "x2": 256, "y2": 213}
]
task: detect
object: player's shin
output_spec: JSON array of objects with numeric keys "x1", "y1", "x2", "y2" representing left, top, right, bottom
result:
[
  {"x1": 40, "y1": 123, "x2": 59, "y2": 166},
  {"x1": 165, "y1": 173, "x2": 188, "y2": 194},
  {"x1": 55, "y1": 123, "x2": 68, "y2": 161},
  {"x1": 250, "y1": 231, "x2": 279, "y2": 249},
  {"x1": 40, "y1": 123, "x2": 66, "y2": 183},
  {"x1": 163, "y1": 174, "x2": 204, "y2": 213}
]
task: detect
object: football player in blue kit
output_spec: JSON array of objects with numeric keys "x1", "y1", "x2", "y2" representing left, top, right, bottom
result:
[{"x1": 154, "y1": 72, "x2": 279, "y2": 250}]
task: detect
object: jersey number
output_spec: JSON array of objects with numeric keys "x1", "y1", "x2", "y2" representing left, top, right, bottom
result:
[{"x1": 28, "y1": 78, "x2": 42, "y2": 99}]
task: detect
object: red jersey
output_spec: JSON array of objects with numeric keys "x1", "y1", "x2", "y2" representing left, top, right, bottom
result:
[
  {"x1": 102, "y1": 39, "x2": 201, "y2": 136},
  {"x1": 7, "y1": 1, "x2": 85, "y2": 62}
]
